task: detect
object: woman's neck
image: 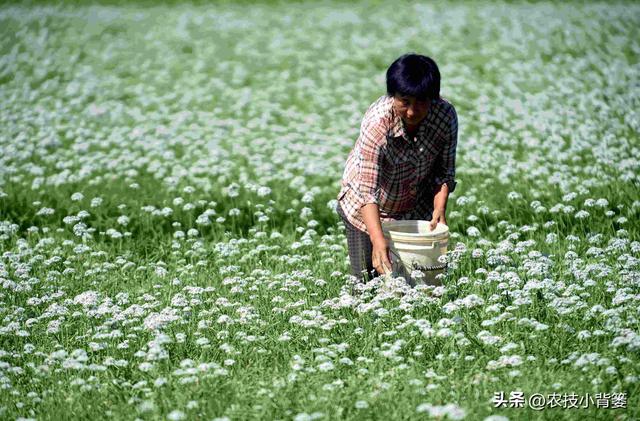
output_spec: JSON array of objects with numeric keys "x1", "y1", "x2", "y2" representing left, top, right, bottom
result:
[{"x1": 405, "y1": 122, "x2": 418, "y2": 137}]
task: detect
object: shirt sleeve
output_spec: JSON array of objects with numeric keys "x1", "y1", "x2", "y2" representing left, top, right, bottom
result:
[
  {"x1": 433, "y1": 104, "x2": 458, "y2": 193},
  {"x1": 353, "y1": 115, "x2": 388, "y2": 208}
]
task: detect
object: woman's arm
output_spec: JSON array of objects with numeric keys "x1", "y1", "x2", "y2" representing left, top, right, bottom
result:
[
  {"x1": 430, "y1": 104, "x2": 458, "y2": 229},
  {"x1": 430, "y1": 183, "x2": 449, "y2": 229},
  {"x1": 361, "y1": 203, "x2": 392, "y2": 275},
  {"x1": 351, "y1": 102, "x2": 392, "y2": 275}
]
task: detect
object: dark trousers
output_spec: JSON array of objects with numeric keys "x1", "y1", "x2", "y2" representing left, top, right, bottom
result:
[{"x1": 337, "y1": 202, "x2": 379, "y2": 282}]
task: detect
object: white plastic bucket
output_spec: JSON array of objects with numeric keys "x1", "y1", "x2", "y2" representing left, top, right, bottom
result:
[{"x1": 381, "y1": 220, "x2": 449, "y2": 286}]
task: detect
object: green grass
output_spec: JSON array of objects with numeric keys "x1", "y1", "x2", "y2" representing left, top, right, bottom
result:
[{"x1": 1, "y1": 1, "x2": 639, "y2": 420}]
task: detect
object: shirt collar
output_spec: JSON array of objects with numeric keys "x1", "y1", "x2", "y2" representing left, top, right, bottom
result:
[
  {"x1": 388, "y1": 111, "x2": 405, "y2": 140},
  {"x1": 388, "y1": 107, "x2": 429, "y2": 142}
]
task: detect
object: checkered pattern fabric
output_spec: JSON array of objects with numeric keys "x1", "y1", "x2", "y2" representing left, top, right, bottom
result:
[
  {"x1": 337, "y1": 94, "x2": 458, "y2": 233},
  {"x1": 337, "y1": 201, "x2": 377, "y2": 282}
]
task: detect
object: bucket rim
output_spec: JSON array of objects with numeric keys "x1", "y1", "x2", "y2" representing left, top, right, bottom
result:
[{"x1": 381, "y1": 220, "x2": 449, "y2": 238}]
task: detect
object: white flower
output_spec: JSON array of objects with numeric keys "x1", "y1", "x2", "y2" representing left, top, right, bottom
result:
[
  {"x1": 467, "y1": 226, "x2": 480, "y2": 237},
  {"x1": 225, "y1": 183, "x2": 240, "y2": 198},
  {"x1": 138, "y1": 362, "x2": 154, "y2": 372},
  {"x1": 167, "y1": 410, "x2": 186, "y2": 420},
  {"x1": 138, "y1": 400, "x2": 155, "y2": 413},
  {"x1": 63, "y1": 215, "x2": 80, "y2": 225},
  {"x1": 36, "y1": 207, "x2": 55, "y2": 216},
  {"x1": 196, "y1": 213, "x2": 211, "y2": 226},
  {"x1": 74, "y1": 291, "x2": 99, "y2": 307},
  {"x1": 355, "y1": 400, "x2": 369, "y2": 409},
  {"x1": 106, "y1": 228, "x2": 122, "y2": 239},
  {"x1": 327, "y1": 199, "x2": 338, "y2": 212},
  {"x1": 575, "y1": 210, "x2": 589, "y2": 219},
  {"x1": 46, "y1": 319, "x2": 61, "y2": 334},
  {"x1": 416, "y1": 403, "x2": 466, "y2": 420},
  {"x1": 317, "y1": 361, "x2": 334, "y2": 372},
  {"x1": 456, "y1": 196, "x2": 470, "y2": 206},
  {"x1": 71, "y1": 192, "x2": 84, "y2": 201},
  {"x1": 143, "y1": 308, "x2": 180, "y2": 331},
  {"x1": 507, "y1": 191, "x2": 522, "y2": 200},
  {"x1": 257, "y1": 186, "x2": 272, "y2": 197},
  {"x1": 300, "y1": 207, "x2": 313, "y2": 219},
  {"x1": 484, "y1": 416, "x2": 510, "y2": 421},
  {"x1": 293, "y1": 412, "x2": 324, "y2": 421},
  {"x1": 301, "y1": 192, "x2": 314, "y2": 203}
]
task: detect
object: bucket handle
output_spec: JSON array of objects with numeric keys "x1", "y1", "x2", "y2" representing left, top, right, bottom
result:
[
  {"x1": 381, "y1": 262, "x2": 392, "y2": 276},
  {"x1": 388, "y1": 249, "x2": 448, "y2": 272},
  {"x1": 391, "y1": 240, "x2": 439, "y2": 248},
  {"x1": 388, "y1": 248, "x2": 402, "y2": 262},
  {"x1": 411, "y1": 262, "x2": 448, "y2": 272}
]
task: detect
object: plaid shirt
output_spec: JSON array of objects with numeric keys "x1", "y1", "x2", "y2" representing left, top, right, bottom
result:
[{"x1": 337, "y1": 94, "x2": 458, "y2": 233}]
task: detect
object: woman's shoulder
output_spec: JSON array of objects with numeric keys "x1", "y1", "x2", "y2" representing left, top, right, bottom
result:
[
  {"x1": 435, "y1": 96, "x2": 458, "y2": 123},
  {"x1": 362, "y1": 95, "x2": 394, "y2": 126}
]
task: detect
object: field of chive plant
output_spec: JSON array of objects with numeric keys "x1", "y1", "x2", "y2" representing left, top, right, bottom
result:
[{"x1": 1, "y1": 1, "x2": 639, "y2": 420}]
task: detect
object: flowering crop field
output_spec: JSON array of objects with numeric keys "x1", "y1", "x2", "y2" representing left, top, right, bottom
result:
[{"x1": 1, "y1": 1, "x2": 639, "y2": 420}]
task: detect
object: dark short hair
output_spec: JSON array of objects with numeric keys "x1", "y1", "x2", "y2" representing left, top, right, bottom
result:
[{"x1": 386, "y1": 53, "x2": 440, "y2": 101}]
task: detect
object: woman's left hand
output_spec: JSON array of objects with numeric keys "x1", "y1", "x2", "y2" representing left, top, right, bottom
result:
[{"x1": 429, "y1": 208, "x2": 447, "y2": 230}]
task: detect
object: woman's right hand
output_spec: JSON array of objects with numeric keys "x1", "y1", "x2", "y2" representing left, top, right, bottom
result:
[
  {"x1": 360, "y1": 203, "x2": 393, "y2": 276},
  {"x1": 371, "y1": 237, "x2": 392, "y2": 276}
]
